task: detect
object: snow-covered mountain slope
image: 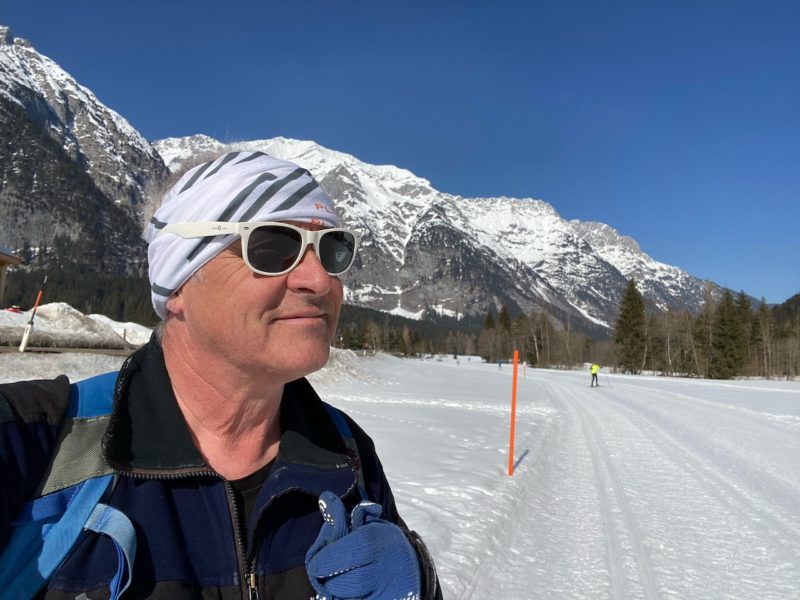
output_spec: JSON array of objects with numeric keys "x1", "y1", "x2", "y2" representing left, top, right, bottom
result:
[
  {"x1": 570, "y1": 221, "x2": 710, "y2": 312},
  {"x1": 156, "y1": 135, "x2": 718, "y2": 331},
  {"x1": 0, "y1": 25, "x2": 168, "y2": 213}
]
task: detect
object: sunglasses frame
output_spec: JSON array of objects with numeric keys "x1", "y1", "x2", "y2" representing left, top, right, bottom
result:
[{"x1": 158, "y1": 221, "x2": 361, "y2": 276}]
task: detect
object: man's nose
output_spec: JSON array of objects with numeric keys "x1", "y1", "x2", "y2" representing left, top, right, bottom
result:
[{"x1": 287, "y1": 246, "x2": 333, "y2": 294}]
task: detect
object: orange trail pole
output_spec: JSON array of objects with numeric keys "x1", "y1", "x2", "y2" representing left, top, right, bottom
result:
[{"x1": 507, "y1": 350, "x2": 519, "y2": 476}]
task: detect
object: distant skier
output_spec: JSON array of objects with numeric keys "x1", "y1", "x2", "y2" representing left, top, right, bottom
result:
[{"x1": 590, "y1": 363, "x2": 600, "y2": 387}]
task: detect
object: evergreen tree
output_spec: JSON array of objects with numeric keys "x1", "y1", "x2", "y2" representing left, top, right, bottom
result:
[
  {"x1": 498, "y1": 305, "x2": 511, "y2": 331},
  {"x1": 692, "y1": 300, "x2": 714, "y2": 377},
  {"x1": 614, "y1": 279, "x2": 647, "y2": 374},
  {"x1": 484, "y1": 308, "x2": 496, "y2": 330},
  {"x1": 735, "y1": 291, "x2": 753, "y2": 368},
  {"x1": 710, "y1": 290, "x2": 741, "y2": 379},
  {"x1": 496, "y1": 304, "x2": 513, "y2": 359},
  {"x1": 511, "y1": 313, "x2": 529, "y2": 360}
]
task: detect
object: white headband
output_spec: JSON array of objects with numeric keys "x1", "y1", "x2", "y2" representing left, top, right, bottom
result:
[{"x1": 144, "y1": 151, "x2": 341, "y2": 319}]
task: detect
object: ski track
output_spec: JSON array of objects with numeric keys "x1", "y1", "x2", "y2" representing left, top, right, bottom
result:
[
  {"x1": 609, "y1": 381, "x2": 800, "y2": 508},
  {"x1": 324, "y1": 363, "x2": 800, "y2": 599},
  {"x1": 551, "y1": 384, "x2": 661, "y2": 600},
  {"x1": 532, "y1": 372, "x2": 800, "y2": 600},
  {"x1": 605, "y1": 391, "x2": 800, "y2": 560},
  {"x1": 327, "y1": 389, "x2": 558, "y2": 599},
  {"x1": 605, "y1": 384, "x2": 800, "y2": 543}
]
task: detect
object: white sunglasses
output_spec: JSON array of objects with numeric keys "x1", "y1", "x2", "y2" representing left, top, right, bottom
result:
[{"x1": 159, "y1": 221, "x2": 360, "y2": 276}]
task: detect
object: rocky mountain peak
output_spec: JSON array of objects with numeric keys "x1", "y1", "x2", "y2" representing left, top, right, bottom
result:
[
  {"x1": 0, "y1": 23, "x2": 169, "y2": 215},
  {"x1": 0, "y1": 26, "x2": 14, "y2": 46}
]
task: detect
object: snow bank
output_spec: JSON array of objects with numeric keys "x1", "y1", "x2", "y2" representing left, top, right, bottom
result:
[
  {"x1": 89, "y1": 314, "x2": 153, "y2": 346},
  {"x1": 309, "y1": 348, "x2": 386, "y2": 385},
  {"x1": 0, "y1": 302, "x2": 150, "y2": 349}
]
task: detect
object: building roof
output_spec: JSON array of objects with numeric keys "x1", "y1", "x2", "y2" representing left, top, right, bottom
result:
[{"x1": 0, "y1": 244, "x2": 24, "y2": 266}]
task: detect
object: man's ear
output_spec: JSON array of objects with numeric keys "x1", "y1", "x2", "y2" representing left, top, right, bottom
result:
[{"x1": 165, "y1": 288, "x2": 184, "y2": 317}]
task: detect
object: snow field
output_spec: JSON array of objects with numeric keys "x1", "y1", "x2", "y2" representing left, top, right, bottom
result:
[
  {"x1": 2, "y1": 349, "x2": 799, "y2": 599},
  {"x1": 313, "y1": 356, "x2": 800, "y2": 599}
]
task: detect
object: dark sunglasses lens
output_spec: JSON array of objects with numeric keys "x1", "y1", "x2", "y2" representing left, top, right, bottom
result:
[
  {"x1": 247, "y1": 226, "x2": 302, "y2": 273},
  {"x1": 319, "y1": 231, "x2": 356, "y2": 274}
]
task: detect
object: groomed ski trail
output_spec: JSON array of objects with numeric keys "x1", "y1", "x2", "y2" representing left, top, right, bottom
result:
[{"x1": 315, "y1": 355, "x2": 800, "y2": 599}]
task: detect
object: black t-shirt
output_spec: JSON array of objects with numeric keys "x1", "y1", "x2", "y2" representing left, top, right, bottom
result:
[{"x1": 229, "y1": 460, "x2": 274, "y2": 534}]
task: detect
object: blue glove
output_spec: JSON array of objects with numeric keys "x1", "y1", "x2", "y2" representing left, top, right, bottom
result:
[{"x1": 305, "y1": 491, "x2": 422, "y2": 600}]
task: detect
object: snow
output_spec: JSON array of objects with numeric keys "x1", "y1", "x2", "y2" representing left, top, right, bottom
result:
[
  {"x1": 0, "y1": 303, "x2": 151, "y2": 349},
  {"x1": 88, "y1": 313, "x2": 153, "y2": 346},
  {"x1": 1, "y1": 315, "x2": 799, "y2": 599},
  {"x1": 155, "y1": 136, "x2": 434, "y2": 193},
  {"x1": 389, "y1": 305, "x2": 426, "y2": 320}
]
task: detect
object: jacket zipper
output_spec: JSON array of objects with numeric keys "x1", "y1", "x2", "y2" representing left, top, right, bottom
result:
[
  {"x1": 243, "y1": 487, "x2": 318, "y2": 600},
  {"x1": 241, "y1": 481, "x2": 359, "y2": 600},
  {"x1": 223, "y1": 480, "x2": 259, "y2": 600}
]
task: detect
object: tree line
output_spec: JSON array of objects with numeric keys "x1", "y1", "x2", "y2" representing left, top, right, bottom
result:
[
  {"x1": 613, "y1": 280, "x2": 799, "y2": 379},
  {"x1": 7, "y1": 263, "x2": 798, "y2": 380},
  {"x1": 345, "y1": 281, "x2": 798, "y2": 381},
  {"x1": 7, "y1": 266, "x2": 155, "y2": 326}
]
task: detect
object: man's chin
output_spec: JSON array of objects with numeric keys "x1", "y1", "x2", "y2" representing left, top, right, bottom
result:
[{"x1": 277, "y1": 344, "x2": 332, "y2": 378}]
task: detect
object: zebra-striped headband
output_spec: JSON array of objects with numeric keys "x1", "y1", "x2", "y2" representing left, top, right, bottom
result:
[{"x1": 144, "y1": 151, "x2": 341, "y2": 319}]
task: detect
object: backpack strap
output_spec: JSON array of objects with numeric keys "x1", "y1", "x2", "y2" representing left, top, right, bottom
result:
[
  {"x1": 0, "y1": 372, "x2": 136, "y2": 600},
  {"x1": 84, "y1": 501, "x2": 137, "y2": 599},
  {"x1": 323, "y1": 403, "x2": 368, "y2": 501},
  {"x1": 0, "y1": 475, "x2": 114, "y2": 599}
]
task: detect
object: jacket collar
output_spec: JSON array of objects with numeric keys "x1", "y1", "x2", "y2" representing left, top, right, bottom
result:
[{"x1": 103, "y1": 337, "x2": 353, "y2": 482}]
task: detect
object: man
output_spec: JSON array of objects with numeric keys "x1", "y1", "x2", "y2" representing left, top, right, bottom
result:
[
  {"x1": 590, "y1": 363, "x2": 600, "y2": 387},
  {"x1": 0, "y1": 151, "x2": 441, "y2": 599}
]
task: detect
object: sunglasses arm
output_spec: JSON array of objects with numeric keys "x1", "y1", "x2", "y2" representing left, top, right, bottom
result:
[{"x1": 158, "y1": 222, "x2": 239, "y2": 239}]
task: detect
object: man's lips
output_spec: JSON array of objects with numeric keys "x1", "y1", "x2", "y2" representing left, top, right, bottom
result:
[{"x1": 274, "y1": 311, "x2": 328, "y2": 321}]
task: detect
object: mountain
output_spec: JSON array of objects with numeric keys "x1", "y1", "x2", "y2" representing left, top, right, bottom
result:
[
  {"x1": 569, "y1": 221, "x2": 711, "y2": 312},
  {"x1": 156, "y1": 135, "x2": 720, "y2": 334},
  {"x1": 0, "y1": 23, "x2": 720, "y2": 334},
  {"x1": 0, "y1": 25, "x2": 169, "y2": 272}
]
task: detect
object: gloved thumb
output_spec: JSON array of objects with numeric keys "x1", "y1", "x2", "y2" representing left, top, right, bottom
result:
[
  {"x1": 350, "y1": 501, "x2": 382, "y2": 528},
  {"x1": 307, "y1": 491, "x2": 350, "y2": 560}
]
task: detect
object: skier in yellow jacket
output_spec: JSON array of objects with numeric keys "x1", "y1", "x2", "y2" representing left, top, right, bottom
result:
[{"x1": 590, "y1": 363, "x2": 600, "y2": 387}]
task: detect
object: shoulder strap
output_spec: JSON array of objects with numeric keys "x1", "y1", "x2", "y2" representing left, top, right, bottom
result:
[
  {"x1": 38, "y1": 371, "x2": 117, "y2": 496},
  {"x1": 0, "y1": 373, "x2": 136, "y2": 600},
  {"x1": 0, "y1": 475, "x2": 114, "y2": 599},
  {"x1": 323, "y1": 403, "x2": 368, "y2": 501}
]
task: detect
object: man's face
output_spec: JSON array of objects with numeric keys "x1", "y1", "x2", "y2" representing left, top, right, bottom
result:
[{"x1": 165, "y1": 222, "x2": 344, "y2": 383}]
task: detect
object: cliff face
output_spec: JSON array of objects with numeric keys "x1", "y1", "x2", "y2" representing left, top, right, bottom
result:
[{"x1": 0, "y1": 25, "x2": 168, "y2": 273}]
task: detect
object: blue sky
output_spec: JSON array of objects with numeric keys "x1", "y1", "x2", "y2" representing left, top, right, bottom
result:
[{"x1": 3, "y1": 1, "x2": 798, "y2": 303}]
